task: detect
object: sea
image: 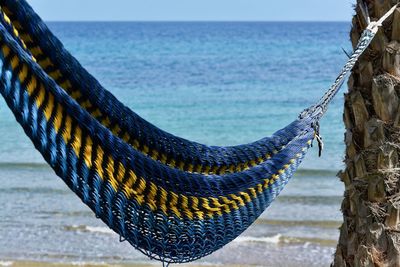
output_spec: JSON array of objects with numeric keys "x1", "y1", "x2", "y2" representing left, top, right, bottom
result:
[{"x1": 0, "y1": 22, "x2": 352, "y2": 266}]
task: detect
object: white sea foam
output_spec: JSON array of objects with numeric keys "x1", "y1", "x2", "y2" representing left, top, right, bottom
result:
[
  {"x1": 85, "y1": 226, "x2": 114, "y2": 235},
  {"x1": 0, "y1": 261, "x2": 13, "y2": 267},
  {"x1": 71, "y1": 261, "x2": 107, "y2": 266},
  {"x1": 234, "y1": 234, "x2": 282, "y2": 244},
  {"x1": 66, "y1": 225, "x2": 114, "y2": 235}
]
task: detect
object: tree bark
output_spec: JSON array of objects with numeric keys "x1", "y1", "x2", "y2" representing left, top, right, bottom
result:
[{"x1": 333, "y1": 1, "x2": 400, "y2": 266}]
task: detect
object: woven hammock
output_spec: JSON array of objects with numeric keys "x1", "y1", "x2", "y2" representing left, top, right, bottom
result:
[{"x1": 0, "y1": 0, "x2": 396, "y2": 264}]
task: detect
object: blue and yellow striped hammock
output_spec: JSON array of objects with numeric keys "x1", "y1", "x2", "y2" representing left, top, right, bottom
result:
[{"x1": 0, "y1": 0, "x2": 396, "y2": 264}]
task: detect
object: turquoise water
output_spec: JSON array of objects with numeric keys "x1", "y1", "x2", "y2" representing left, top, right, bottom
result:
[{"x1": 0, "y1": 22, "x2": 351, "y2": 266}]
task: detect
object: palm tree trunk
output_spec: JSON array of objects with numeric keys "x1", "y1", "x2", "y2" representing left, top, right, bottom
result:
[{"x1": 333, "y1": 1, "x2": 400, "y2": 266}]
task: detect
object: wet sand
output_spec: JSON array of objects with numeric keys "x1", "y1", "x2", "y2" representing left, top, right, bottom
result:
[{"x1": 0, "y1": 260, "x2": 314, "y2": 267}]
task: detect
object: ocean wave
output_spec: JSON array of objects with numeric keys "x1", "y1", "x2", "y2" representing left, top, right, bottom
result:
[
  {"x1": 85, "y1": 226, "x2": 115, "y2": 235},
  {"x1": 40, "y1": 210, "x2": 93, "y2": 217},
  {"x1": 71, "y1": 261, "x2": 108, "y2": 266},
  {"x1": 64, "y1": 225, "x2": 115, "y2": 235},
  {"x1": 283, "y1": 236, "x2": 338, "y2": 247},
  {"x1": 295, "y1": 168, "x2": 338, "y2": 177},
  {"x1": 0, "y1": 187, "x2": 68, "y2": 195},
  {"x1": 255, "y1": 219, "x2": 341, "y2": 229},
  {"x1": 0, "y1": 162, "x2": 50, "y2": 169},
  {"x1": 234, "y1": 234, "x2": 337, "y2": 247},
  {"x1": 275, "y1": 195, "x2": 343, "y2": 205},
  {"x1": 234, "y1": 234, "x2": 282, "y2": 244},
  {"x1": 0, "y1": 262, "x2": 13, "y2": 267}
]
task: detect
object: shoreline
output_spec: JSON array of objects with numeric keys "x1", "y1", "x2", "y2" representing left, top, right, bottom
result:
[
  {"x1": 0, "y1": 261, "x2": 259, "y2": 267},
  {"x1": 0, "y1": 260, "x2": 319, "y2": 267}
]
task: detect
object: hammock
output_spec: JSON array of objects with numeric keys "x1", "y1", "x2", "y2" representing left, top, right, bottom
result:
[{"x1": 0, "y1": 0, "x2": 396, "y2": 264}]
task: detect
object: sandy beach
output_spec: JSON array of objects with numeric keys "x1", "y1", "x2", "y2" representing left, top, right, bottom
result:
[{"x1": 0, "y1": 261, "x2": 318, "y2": 267}]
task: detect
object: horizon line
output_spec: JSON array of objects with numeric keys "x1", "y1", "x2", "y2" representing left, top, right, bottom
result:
[{"x1": 45, "y1": 20, "x2": 350, "y2": 23}]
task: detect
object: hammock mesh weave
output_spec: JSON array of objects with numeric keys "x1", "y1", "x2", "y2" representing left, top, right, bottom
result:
[{"x1": 0, "y1": 0, "x2": 382, "y2": 264}]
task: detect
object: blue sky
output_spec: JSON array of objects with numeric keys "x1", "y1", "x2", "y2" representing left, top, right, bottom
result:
[{"x1": 28, "y1": 0, "x2": 355, "y2": 21}]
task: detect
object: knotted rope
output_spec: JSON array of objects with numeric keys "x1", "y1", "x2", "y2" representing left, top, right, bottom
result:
[{"x1": 300, "y1": 3, "x2": 399, "y2": 121}]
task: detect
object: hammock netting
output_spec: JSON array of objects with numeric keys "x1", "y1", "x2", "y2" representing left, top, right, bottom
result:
[{"x1": 0, "y1": 0, "x2": 387, "y2": 264}]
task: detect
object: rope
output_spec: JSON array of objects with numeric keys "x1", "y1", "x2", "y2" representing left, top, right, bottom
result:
[{"x1": 300, "y1": 3, "x2": 399, "y2": 120}]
